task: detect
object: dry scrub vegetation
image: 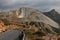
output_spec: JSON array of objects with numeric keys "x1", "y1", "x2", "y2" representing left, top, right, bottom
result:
[{"x1": 0, "y1": 20, "x2": 60, "y2": 40}]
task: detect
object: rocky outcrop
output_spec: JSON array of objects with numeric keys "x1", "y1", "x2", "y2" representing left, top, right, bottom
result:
[
  {"x1": 0, "y1": 30, "x2": 23, "y2": 40},
  {"x1": 43, "y1": 9, "x2": 60, "y2": 24}
]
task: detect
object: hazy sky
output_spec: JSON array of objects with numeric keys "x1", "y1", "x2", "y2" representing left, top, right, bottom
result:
[{"x1": 0, "y1": 0, "x2": 60, "y2": 12}]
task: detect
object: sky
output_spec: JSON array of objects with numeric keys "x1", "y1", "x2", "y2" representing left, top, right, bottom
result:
[{"x1": 0, "y1": 0, "x2": 60, "y2": 12}]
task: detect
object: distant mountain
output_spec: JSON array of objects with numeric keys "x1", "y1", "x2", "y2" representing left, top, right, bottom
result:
[{"x1": 43, "y1": 9, "x2": 60, "y2": 24}]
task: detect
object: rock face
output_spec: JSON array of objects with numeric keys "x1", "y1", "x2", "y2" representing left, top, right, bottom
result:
[
  {"x1": 43, "y1": 9, "x2": 60, "y2": 24},
  {"x1": 0, "y1": 7, "x2": 60, "y2": 33}
]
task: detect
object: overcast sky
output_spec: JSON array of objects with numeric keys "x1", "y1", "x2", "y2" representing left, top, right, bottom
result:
[{"x1": 0, "y1": 0, "x2": 60, "y2": 12}]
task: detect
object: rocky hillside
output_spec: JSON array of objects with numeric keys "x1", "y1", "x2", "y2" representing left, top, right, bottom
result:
[
  {"x1": 0, "y1": 7, "x2": 60, "y2": 34},
  {"x1": 13, "y1": 8, "x2": 60, "y2": 28},
  {"x1": 0, "y1": 7, "x2": 60, "y2": 40},
  {"x1": 17, "y1": 8, "x2": 60, "y2": 29}
]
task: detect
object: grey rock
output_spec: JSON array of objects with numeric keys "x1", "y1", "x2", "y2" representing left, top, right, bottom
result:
[{"x1": 0, "y1": 30, "x2": 23, "y2": 40}]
